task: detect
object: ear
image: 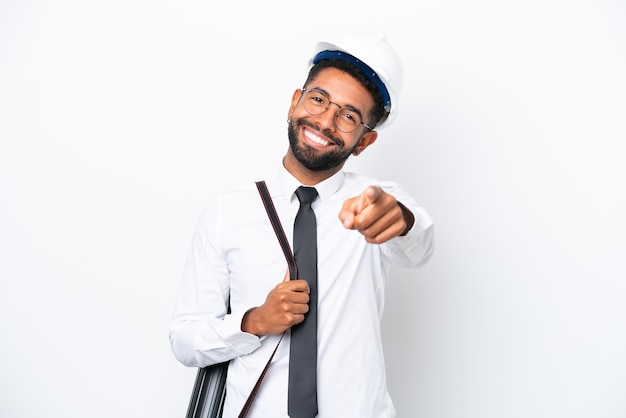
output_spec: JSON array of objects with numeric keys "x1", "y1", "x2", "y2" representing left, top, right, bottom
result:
[
  {"x1": 287, "y1": 89, "x2": 303, "y2": 120},
  {"x1": 352, "y1": 130, "x2": 378, "y2": 156}
]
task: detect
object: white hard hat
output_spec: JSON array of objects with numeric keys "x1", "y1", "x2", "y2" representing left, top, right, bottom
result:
[{"x1": 308, "y1": 32, "x2": 403, "y2": 130}]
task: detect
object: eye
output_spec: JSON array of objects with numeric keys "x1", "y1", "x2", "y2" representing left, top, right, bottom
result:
[
  {"x1": 338, "y1": 109, "x2": 359, "y2": 126},
  {"x1": 341, "y1": 111, "x2": 355, "y2": 121},
  {"x1": 307, "y1": 91, "x2": 327, "y2": 107}
]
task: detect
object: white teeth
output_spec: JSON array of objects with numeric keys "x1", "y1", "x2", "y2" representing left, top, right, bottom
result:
[{"x1": 304, "y1": 129, "x2": 330, "y2": 146}]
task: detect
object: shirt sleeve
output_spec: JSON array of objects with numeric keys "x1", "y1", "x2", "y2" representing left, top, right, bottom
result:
[{"x1": 168, "y1": 197, "x2": 261, "y2": 368}]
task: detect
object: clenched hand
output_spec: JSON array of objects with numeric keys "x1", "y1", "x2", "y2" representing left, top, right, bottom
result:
[
  {"x1": 339, "y1": 185, "x2": 414, "y2": 244},
  {"x1": 241, "y1": 270, "x2": 311, "y2": 336}
]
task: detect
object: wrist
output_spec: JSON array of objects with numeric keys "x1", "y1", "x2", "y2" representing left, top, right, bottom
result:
[
  {"x1": 241, "y1": 307, "x2": 262, "y2": 336},
  {"x1": 397, "y1": 201, "x2": 415, "y2": 236}
]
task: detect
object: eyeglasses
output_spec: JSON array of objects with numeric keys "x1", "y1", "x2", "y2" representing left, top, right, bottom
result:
[{"x1": 299, "y1": 88, "x2": 373, "y2": 133}]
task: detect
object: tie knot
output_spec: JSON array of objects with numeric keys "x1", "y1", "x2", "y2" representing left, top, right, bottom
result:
[{"x1": 295, "y1": 186, "x2": 318, "y2": 205}]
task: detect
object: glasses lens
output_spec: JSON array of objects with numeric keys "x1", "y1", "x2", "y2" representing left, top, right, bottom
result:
[
  {"x1": 335, "y1": 108, "x2": 361, "y2": 133},
  {"x1": 302, "y1": 90, "x2": 328, "y2": 115},
  {"x1": 302, "y1": 89, "x2": 362, "y2": 133}
]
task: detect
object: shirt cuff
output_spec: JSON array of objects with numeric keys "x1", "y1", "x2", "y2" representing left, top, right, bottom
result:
[{"x1": 222, "y1": 309, "x2": 262, "y2": 355}]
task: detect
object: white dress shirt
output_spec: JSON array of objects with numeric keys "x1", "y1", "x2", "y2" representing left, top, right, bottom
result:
[{"x1": 169, "y1": 164, "x2": 434, "y2": 417}]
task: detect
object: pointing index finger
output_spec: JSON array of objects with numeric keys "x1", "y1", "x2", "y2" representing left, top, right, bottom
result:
[{"x1": 358, "y1": 186, "x2": 382, "y2": 212}]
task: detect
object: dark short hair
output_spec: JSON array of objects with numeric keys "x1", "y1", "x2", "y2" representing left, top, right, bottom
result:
[{"x1": 303, "y1": 58, "x2": 386, "y2": 130}]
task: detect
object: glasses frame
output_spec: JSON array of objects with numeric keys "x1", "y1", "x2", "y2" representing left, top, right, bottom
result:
[{"x1": 299, "y1": 88, "x2": 373, "y2": 133}]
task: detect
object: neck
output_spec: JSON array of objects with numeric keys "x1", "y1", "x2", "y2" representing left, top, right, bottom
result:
[{"x1": 282, "y1": 153, "x2": 343, "y2": 186}]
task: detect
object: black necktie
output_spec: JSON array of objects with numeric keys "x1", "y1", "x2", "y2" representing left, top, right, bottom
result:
[{"x1": 288, "y1": 186, "x2": 318, "y2": 418}]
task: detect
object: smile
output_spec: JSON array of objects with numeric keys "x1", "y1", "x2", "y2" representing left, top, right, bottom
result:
[{"x1": 303, "y1": 126, "x2": 335, "y2": 147}]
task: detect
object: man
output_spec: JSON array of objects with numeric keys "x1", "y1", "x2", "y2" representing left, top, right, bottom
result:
[{"x1": 170, "y1": 33, "x2": 435, "y2": 417}]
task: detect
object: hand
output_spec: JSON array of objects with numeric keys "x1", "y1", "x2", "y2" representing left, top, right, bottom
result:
[
  {"x1": 339, "y1": 185, "x2": 414, "y2": 244},
  {"x1": 241, "y1": 270, "x2": 310, "y2": 336}
]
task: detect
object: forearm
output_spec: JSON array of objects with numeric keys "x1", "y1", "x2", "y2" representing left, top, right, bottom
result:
[{"x1": 169, "y1": 309, "x2": 260, "y2": 367}]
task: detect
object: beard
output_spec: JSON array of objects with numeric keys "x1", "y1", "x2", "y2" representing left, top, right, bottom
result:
[{"x1": 287, "y1": 118, "x2": 359, "y2": 172}]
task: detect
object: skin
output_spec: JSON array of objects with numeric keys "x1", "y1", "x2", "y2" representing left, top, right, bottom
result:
[{"x1": 241, "y1": 67, "x2": 415, "y2": 336}]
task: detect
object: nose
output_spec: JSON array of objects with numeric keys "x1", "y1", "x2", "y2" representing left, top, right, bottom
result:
[{"x1": 316, "y1": 101, "x2": 341, "y2": 131}]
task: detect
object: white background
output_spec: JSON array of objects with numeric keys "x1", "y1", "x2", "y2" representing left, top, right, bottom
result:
[{"x1": 1, "y1": 1, "x2": 625, "y2": 417}]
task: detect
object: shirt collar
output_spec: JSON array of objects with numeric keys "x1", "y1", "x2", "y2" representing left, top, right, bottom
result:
[{"x1": 274, "y1": 162, "x2": 344, "y2": 204}]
